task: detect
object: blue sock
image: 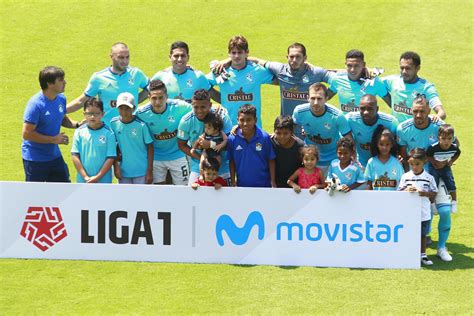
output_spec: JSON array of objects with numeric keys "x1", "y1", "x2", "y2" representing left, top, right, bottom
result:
[{"x1": 437, "y1": 203, "x2": 452, "y2": 249}]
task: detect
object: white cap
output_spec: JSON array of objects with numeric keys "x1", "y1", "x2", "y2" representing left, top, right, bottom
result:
[{"x1": 116, "y1": 92, "x2": 135, "y2": 108}]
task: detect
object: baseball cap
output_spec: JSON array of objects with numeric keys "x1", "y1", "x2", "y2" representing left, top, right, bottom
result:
[{"x1": 116, "y1": 92, "x2": 135, "y2": 108}]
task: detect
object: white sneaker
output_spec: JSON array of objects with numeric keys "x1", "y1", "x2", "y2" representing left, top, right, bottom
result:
[
  {"x1": 437, "y1": 247, "x2": 453, "y2": 262},
  {"x1": 451, "y1": 201, "x2": 458, "y2": 214},
  {"x1": 421, "y1": 255, "x2": 433, "y2": 266},
  {"x1": 431, "y1": 203, "x2": 439, "y2": 215}
]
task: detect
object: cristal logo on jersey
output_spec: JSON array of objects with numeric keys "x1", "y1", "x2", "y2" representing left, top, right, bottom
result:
[
  {"x1": 393, "y1": 101, "x2": 412, "y2": 115},
  {"x1": 155, "y1": 128, "x2": 177, "y2": 140},
  {"x1": 308, "y1": 134, "x2": 332, "y2": 145},
  {"x1": 20, "y1": 206, "x2": 68, "y2": 252},
  {"x1": 373, "y1": 172, "x2": 397, "y2": 188},
  {"x1": 341, "y1": 99, "x2": 359, "y2": 113},
  {"x1": 282, "y1": 87, "x2": 308, "y2": 100},
  {"x1": 228, "y1": 87, "x2": 253, "y2": 102}
]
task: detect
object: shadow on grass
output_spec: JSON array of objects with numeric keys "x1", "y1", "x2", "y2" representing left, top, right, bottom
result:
[{"x1": 423, "y1": 241, "x2": 474, "y2": 271}]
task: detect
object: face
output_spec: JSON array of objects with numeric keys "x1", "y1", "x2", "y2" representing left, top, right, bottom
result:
[
  {"x1": 408, "y1": 158, "x2": 425, "y2": 174},
  {"x1": 203, "y1": 168, "x2": 218, "y2": 182},
  {"x1": 308, "y1": 89, "x2": 327, "y2": 113},
  {"x1": 192, "y1": 99, "x2": 211, "y2": 120},
  {"x1": 359, "y1": 98, "x2": 378, "y2": 124},
  {"x1": 274, "y1": 128, "x2": 293, "y2": 146},
  {"x1": 118, "y1": 105, "x2": 134, "y2": 121},
  {"x1": 84, "y1": 106, "x2": 103, "y2": 128},
  {"x1": 303, "y1": 153, "x2": 317, "y2": 169},
  {"x1": 237, "y1": 113, "x2": 257, "y2": 135},
  {"x1": 345, "y1": 58, "x2": 366, "y2": 80},
  {"x1": 149, "y1": 89, "x2": 167, "y2": 110},
  {"x1": 229, "y1": 48, "x2": 248, "y2": 68},
  {"x1": 287, "y1": 47, "x2": 306, "y2": 71},
  {"x1": 412, "y1": 102, "x2": 429, "y2": 127},
  {"x1": 337, "y1": 146, "x2": 352, "y2": 164},
  {"x1": 169, "y1": 48, "x2": 189, "y2": 73},
  {"x1": 377, "y1": 135, "x2": 393, "y2": 157},
  {"x1": 204, "y1": 123, "x2": 218, "y2": 136},
  {"x1": 439, "y1": 134, "x2": 454, "y2": 150},
  {"x1": 49, "y1": 77, "x2": 66, "y2": 94},
  {"x1": 399, "y1": 58, "x2": 419, "y2": 82},
  {"x1": 110, "y1": 46, "x2": 130, "y2": 72}
]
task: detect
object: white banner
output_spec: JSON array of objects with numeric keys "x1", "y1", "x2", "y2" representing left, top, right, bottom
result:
[{"x1": 0, "y1": 181, "x2": 422, "y2": 269}]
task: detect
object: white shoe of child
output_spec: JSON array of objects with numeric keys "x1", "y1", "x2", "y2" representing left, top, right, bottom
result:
[
  {"x1": 421, "y1": 254, "x2": 433, "y2": 266},
  {"x1": 437, "y1": 247, "x2": 453, "y2": 262}
]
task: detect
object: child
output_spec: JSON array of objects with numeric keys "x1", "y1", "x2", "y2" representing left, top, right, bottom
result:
[
  {"x1": 71, "y1": 98, "x2": 116, "y2": 183},
  {"x1": 326, "y1": 137, "x2": 365, "y2": 193},
  {"x1": 227, "y1": 104, "x2": 276, "y2": 187},
  {"x1": 426, "y1": 124, "x2": 461, "y2": 213},
  {"x1": 192, "y1": 112, "x2": 228, "y2": 167},
  {"x1": 191, "y1": 157, "x2": 227, "y2": 190},
  {"x1": 270, "y1": 115, "x2": 304, "y2": 188},
  {"x1": 287, "y1": 145, "x2": 326, "y2": 194},
  {"x1": 398, "y1": 148, "x2": 438, "y2": 265},
  {"x1": 365, "y1": 125, "x2": 404, "y2": 191},
  {"x1": 110, "y1": 92, "x2": 154, "y2": 184}
]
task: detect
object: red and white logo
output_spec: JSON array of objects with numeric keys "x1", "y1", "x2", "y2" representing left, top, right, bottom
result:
[{"x1": 20, "y1": 206, "x2": 68, "y2": 252}]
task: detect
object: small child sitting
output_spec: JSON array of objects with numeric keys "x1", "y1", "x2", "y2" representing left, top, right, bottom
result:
[
  {"x1": 192, "y1": 112, "x2": 228, "y2": 167},
  {"x1": 191, "y1": 157, "x2": 227, "y2": 190}
]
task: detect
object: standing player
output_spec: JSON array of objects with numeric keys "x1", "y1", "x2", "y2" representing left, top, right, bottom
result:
[
  {"x1": 136, "y1": 80, "x2": 192, "y2": 185},
  {"x1": 346, "y1": 94, "x2": 398, "y2": 167},
  {"x1": 207, "y1": 35, "x2": 274, "y2": 126},
  {"x1": 292, "y1": 83, "x2": 352, "y2": 176},
  {"x1": 66, "y1": 42, "x2": 149, "y2": 125},
  {"x1": 382, "y1": 51, "x2": 446, "y2": 123},
  {"x1": 328, "y1": 49, "x2": 390, "y2": 113},
  {"x1": 151, "y1": 41, "x2": 220, "y2": 103}
]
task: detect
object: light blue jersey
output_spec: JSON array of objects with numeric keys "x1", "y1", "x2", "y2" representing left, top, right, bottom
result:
[
  {"x1": 151, "y1": 67, "x2": 211, "y2": 103},
  {"x1": 346, "y1": 112, "x2": 398, "y2": 167},
  {"x1": 109, "y1": 116, "x2": 153, "y2": 178},
  {"x1": 382, "y1": 75, "x2": 441, "y2": 123},
  {"x1": 292, "y1": 103, "x2": 351, "y2": 165},
  {"x1": 178, "y1": 106, "x2": 233, "y2": 174},
  {"x1": 364, "y1": 155, "x2": 404, "y2": 191},
  {"x1": 71, "y1": 124, "x2": 117, "y2": 183},
  {"x1": 84, "y1": 66, "x2": 149, "y2": 125},
  {"x1": 329, "y1": 73, "x2": 388, "y2": 113},
  {"x1": 207, "y1": 61, "x2": 274, "y2": 126},
  {"x1": 397, "y1": 118, "x2": 444, "y2": 153},
  {"x1": 136, "y1": 99, "x2": 192, "y2": 161},
  {"x1": 326, "y1": 159, "x2": 365, "y2": 186}
]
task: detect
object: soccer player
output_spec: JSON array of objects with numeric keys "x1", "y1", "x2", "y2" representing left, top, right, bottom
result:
[
  {"x1": 227, "y1": 104, "x2": 276, "y2": 187},
  {"x1": 151, "y1": 41, "x2": 220, "y2": 103},
  {"x1": 22, "y1": 66, "x2": 80, "y2": 182},
  {"x1": 292, "y1": 83, "x2": 352, "y2": 176},
  {"x1": 66, "y1": 42, "x2": 149, "y2": 125},
  {"x1": 178, "y1": 89, "x2": 233, "y2": 185},
  {"x1": 110, "y1": 92, "x2": 154, "y2": 184},
  {"x1": 71, "y1": 98, "x2": 116, "y2": 183},
  {"x1": 346, "y1": 94, "x2": 398, "y2": 167},
  {"x1": 207, "y1": 35, "x2": 274, "y2": 126},
  {"x1": 136, "y1": 80, "x2": 192, "y2": 185},
  {"x1": 328, "y1": 49, "x2": 390, "y2": 113},
  {"x1": 382, "y1": 51, "x2": 447, "y2": 123}
]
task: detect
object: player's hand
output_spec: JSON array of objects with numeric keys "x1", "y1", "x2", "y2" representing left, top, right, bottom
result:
[
  {"x1": 214, "y1": 142, "x2": 226, "y2": 152},
  {"x1": 230, "y1": 125, "x2": 239, "y2": 136},
  {"x1": 429, "y1": 114, "x2": 441, "y2": 123},
  {"x1": 198, "y1": 136, "x2": 211, "y2": 149},
  {"x1": 114, "y1": 166, "x2": 122, "y2": 180},
  {"x1": 145, "y1": 170, "x2": 153, "y2": 184},
  {"x1": 405, "y1": 185, "x2": 417, "y2": 193},
  {"x1": 214, "y1": 183, "x2": 222, "y2": 190},
  {"x1": 211, "y1": 58, "x2": 231, "y2": 75},
  {"x1": 271, "y1": 180, "x2": 277, "y2": 188},
  {"x1": 340, "y1": 184, "x2": 351, "y2": 193},
  {"x1": 191, "y1": 183, "x2": 199, "y2": 190},
  {"x1": 292, "y1": 184, "x2": 301, "y2": 193},
  {"x1": 53, "y1": 132, "x2": 69, "y2": 145},
  {"x1": 309, "y1": 186, "x2": 317, "y2": 194},
  {"x1": 87, "y1": 175, "x2": 99, "y2": 183}
]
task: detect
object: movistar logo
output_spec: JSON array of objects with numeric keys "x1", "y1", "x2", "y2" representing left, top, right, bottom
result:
[{"x1": 215, "y1": 211, "x2": 265, "y2": 246}]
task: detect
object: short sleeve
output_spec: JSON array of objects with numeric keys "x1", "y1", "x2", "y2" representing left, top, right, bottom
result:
[
  {"x1": 373, "y1": 77, "x2": 389, "y2": 98},
  {"x1": 426, "y1": 145, "x2": 435, "y2": 157},
  {"x1": 221, "y1": 112, "x2": 233, "y2": 135},
  {"x1": 292, "y1": 109, "x2": 300, "y2": 125},
  {"x1": 429, "y1": 176, "x2": 438, "y2": 193},
  {"x1": 226, "y1": 136, "x2": 235, "y2": 161},
  {"x1": 328, "y1": 74, "x2": 339, "y2": 93},
  {"x1": 106, "y1": 132, "x2": 117, "y2": 158},
  {"x1": 398, "y1": 174, "x2": 407, "y2": 191},
  {"x1": 381, "y1": 76, "x2": 392, "y2": 92},
  {"x1": 396, "y1": 125, "x2": 407, "y2": 147},
  {"x1": 356, "y1": 165, "x2": 366, "y2": 183},
  {"x1": 142, "y1": 124, "x2": 153, "y2": 145},
  {"x1": 23, "y1": 100, "x2": 40, "y2": 125},
  {"x1": 256, "y1": 64, "x2": 274, "y2": 85},
  {"x1": 337, "y1": 113, "x2": 351, "y2": 136},
  {"x1": 177, "y1": 117, "x2": 190, "y2": 141},
  {"x1": 137, "y1": 69, "x2": 149, "y2": 90},
  {"x1": 364, "y1": 159, "x2": 374, "y2": 181},
  {"x1": 424, "y1": 83, "x2": 441, "y2": 109},
  {"x1": 71, "y1": 130, "x2": 81, "y2": 154},
  {"x1": 206, "y1": 72, "x2": 217, "y2": 87},
  {"x1": 196, "y1": 72, "x2": 212, "y2": 91},
  {"x1": 84, "y1": 73, "x2": 99, "y2": 97},
  {"x1": 266, "y1": 135, "x2": 276, "y2": 160},
  {"x1": 265, "y1": 61, "x2": 283, "y2": 76}
]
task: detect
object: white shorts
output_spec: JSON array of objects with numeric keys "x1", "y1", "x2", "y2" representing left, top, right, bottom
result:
[
  {"x1": 188, "y1": 171, "x2": 231, "y2": 186},
  {"x1": 153, "y1": 157, "x2": 189, "y2": 186}
]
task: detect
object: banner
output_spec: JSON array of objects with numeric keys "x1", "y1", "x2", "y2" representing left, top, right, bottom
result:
[{"x1": 0, "y1": 181, "x2": 422, "y2": 269}]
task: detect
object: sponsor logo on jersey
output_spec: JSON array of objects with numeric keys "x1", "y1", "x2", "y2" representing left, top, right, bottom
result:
[
  {"x1": 308, "y1": 134, "x2": 332, "y2": 145},
  {"x1": 282, "y1": 87, "x2": 308, "y2": 100},
  {"x1": 373, "y1": 172, "x2": 397, "y2": 188},
  {"x1": 341, "y1": 99, "x2": 359, "y2": 113},
  {"x1": 393, "y1": 101, "x2": 412, "y2": 115},
  {"x1": 228, "y1": 87, "x2": 253, "y2": 102},
  {"x1": 154, "y1": 128, "x2": 177, "y2": 140}
]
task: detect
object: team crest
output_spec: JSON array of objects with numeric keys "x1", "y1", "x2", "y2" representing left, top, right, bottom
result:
[
  {"x1": 186, "y1": 79, "x2": 193, "y2": 87},
  {"x1": 302, "y1": 75, "x2": 309, "y2": 83},
  {"x1": 255, "y1": 143, "x2": 262, "y2": 151},
  {"x1": 131, "y1": 128, "x2": 137, "y2": 136},
  {"x1": 99, "y1": 135, "x2": 106, "y2": 144},
  {"x1": 345, "y1": 173, "x2": 352, "y2": 180},
  {"x1": 391, "y1": 168, "x2": 397, "y2": 176},
  {"x1": 246, "y1": 74, "x2": 253, "y2": 82},
  {"x1": 429, "y1": 134, "x2": 436, "y2": 142},
  {"x1": 58, "y1": 104, "x2": 64, "y2": 113},
  {"x1": 324, "y1": 123, "x2": 331, "y2": 130},
  {"x1": 128, "y1": 78, "x2": 134, "y2": 85},
  {"x1": 168, "y1": 116, "x2": 175, "y2": 122}
]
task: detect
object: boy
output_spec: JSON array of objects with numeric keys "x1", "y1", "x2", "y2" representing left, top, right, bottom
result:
[
  {"x1": 110, "y1": 92, "x2": 154, "y2": 184},
  {"x1": 191, "y1": 157, "x2": 227, "y2": 190},
  {"x1": 426, "y1": 124, "x2": 461, "y2": 213},
  {"x1": 270, "y1": 115, "x2": 304, "y2": 188},
  {"x1": 192, "y1": 112, "x2": 228, "y2": 167},
  {"x1": 227, "y1": 104, "x2": 276, "y2": 187},
  {"x1": 398, "y1": 148, "x2": 438, "y2": 265},
  {"x1": 71, "y1": 98, "x2": 116, "y2": 183}
]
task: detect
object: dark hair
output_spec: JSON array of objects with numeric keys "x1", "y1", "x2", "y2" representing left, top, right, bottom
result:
[
  {"x1": 336, "y1": 137, "x2": 355, "y2": 152},
  {"x1": 274, "y1": 115, "x2": 294, "y2": 131},
  {"x1": 148, "y1": 79, "x2": 167, "y2": 93},
  {"x1": 409, "y1": 148, "x2": 427, "y2": 161},
  {"x1": 438, "y1": 124, "x2": 455, "y2": 138},
  {"x1": 370, "y1": 125, "x2": 398, "y2": 157},
  {"x1": 400, "y1": 51, "x2": 421, "y2": 66},
  {"x1": 84, "y1": 97, "x2": 104, "y2": 112},
  {"x1": 192, "y1": 89, "x2": 210, "y2": 101},
  {"x1": 204, "y1": 112, "x2": 223, "y2": 132},
  {"x1": 238, "y1": 104, "x2": 257, "y2": 118},
  {"x1": 309, "y1": 83, "x2": 328, "y2": 97},
  {"x1": 287, "y1": 42, "x2": 306, "y2": 56},
  {"x1": 300, "y1": 145, "x2": 319, "y2": 161},
  {"x1": 202, "y1": 157, "x2": 220, "y2": 172},
  {"x1": 346, "y1": 49, "x2": 364, "y2": 60},
  {"x1": 170, "y1": 41, "x2": 189, "y2": 54},
  {"x1": 39, "y1": 66, "x2": 65, "y2": 90},
  {"x1": 412, "y1": 93, "x2": 428, "y2": 107},
  {"x1": 228, "y1": 35, "x2": 249, "y2": 52}
]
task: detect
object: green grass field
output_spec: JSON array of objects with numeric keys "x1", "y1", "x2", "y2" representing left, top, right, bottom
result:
[{"x1": 1, "y1": 0, "x2": 473, "y2": 314}]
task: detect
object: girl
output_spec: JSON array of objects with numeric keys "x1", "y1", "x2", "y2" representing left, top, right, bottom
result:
[
  {"x1": 287, "y1": 145, "x2": 326, "y2": 194},
  {"x1": 326, "y1": 137, "x2": 365, "y2": 192},
  {"x1": 365, "y1": 125, "x2": 404, "y2": 190}
]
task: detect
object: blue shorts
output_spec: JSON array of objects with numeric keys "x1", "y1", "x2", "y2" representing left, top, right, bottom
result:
[
  {"x1": 428, "y1": 163, "x2": 456, "y2": 192},
  {"x1": 23, "y1": 156, "x2": 70, "y2": 183},
  {"x1": 421, "y1": 220, "x2": 430, "y2": 237}
]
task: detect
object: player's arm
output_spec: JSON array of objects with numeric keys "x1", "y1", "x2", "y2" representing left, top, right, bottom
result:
[
  {"x1": 178, "y1": 139, "x2": 201, "y2": 160},
  {"x1": 145, "y1": 143, "x2": 154, "y2": 184},
  {"x1": 22, "y1": 122, "x2": 68, "y2": 145},
  {"x1": 113, "y1": 145, "x2": 122, "y2": 180},
  {"x1": 71, "y1": 153, "x2": 89, "y2": 182},
  {"x1": 61, "y1": 115, "x2": 83, "y2": 129},
  {"x1": 381, "y1": 93, "x2": 392, "y2": 108},
  {"x1": 287, "y1": 170, "x2": 301, "y2": 193},
  {"x1": 431, "y1": 104, "x2": 447, "y2": 122},
  {"x1": 138, "y1": 89, "x2": 149, "y2": 104},
  {"x1": 346, "y1": 181, "x2": 364, "y2": 191},
  {"x1": 229, "y1": 159, "x2": 236, "y2": 187},
  {"x1": 209, "y1": 88, "x2": 221, "y2": 104},
  {"x1": 366, "y1": 180, "x2": 373, "y2": 190},
  {"x1": 66, "y1": 94, "x2": 90, "y2": 114},
  {"x1": 269, "y1": 159, "x2": 276, "y2": 188},
  {"x1": 399, "y1": 145, "x2": 409, "y2": 171},
  {"x1": 88, "y1": 157, "x2": 115, "y2": 183}
]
